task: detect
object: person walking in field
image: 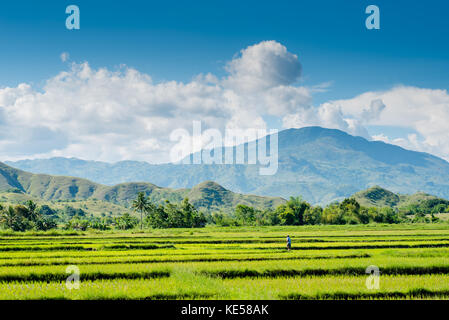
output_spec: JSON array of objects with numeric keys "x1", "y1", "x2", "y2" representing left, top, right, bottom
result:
[{"x1": 286, "y1": 235, "x2": 291, "y2": 251}]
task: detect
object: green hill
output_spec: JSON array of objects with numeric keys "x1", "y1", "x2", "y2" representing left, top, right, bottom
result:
[
  {"x1": 353, "y1": 186, "x2": 447, "y2": 209},
  {"x1": 352, "y1": 186, "x2": 401, "y2": 207},
  {"x1": 187, "y1": 181, "x2": 284, "y2": 211},
  {"x1": 0, "y1": 162, "x2": 284, "y2": 212}
]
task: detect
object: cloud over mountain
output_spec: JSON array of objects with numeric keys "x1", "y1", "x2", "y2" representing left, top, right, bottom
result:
[
  {"x1": 0, "y1": 41, "x2": 448, "y2": 162},
  {"x1": 325, "y1": 86, "x2": 449, "y2": 161},
  {"x1": 0, "y1": 41, "x2": 312, "y2": 162}
]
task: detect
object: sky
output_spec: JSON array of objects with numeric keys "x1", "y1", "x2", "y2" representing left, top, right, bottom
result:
[{"x1": 0, "y1": 0, "x2": 449, "y2": 163}]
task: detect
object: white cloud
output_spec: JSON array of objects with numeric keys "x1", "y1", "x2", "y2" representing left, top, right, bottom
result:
[
  {"x1": 275, "y1": 84, "x2": 449, "y2": 161},
  {"x1": 281, "y1": 101, "x2": 371, "y2": 139},
  {"x1": 224, "y1": 41, "x2": 302, "y2": 93},
  {"x1": 325, "y1": 86, "x2": 449, "y2": 160},
  {"x1": 0, "y1": 41, "x2": 311, "y2": 163}
]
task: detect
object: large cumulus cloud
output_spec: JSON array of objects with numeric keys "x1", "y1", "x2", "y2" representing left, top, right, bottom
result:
[
  {"x1": 224, "y1": 40, "x2": 302, "y2": 93},
  {"x1": 0, "y1": 41, "x2": 312, "y2": 162}
]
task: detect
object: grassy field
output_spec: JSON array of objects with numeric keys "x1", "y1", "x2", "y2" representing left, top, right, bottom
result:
[{"x1": 1, "y1": 224, "x2": 449, "y2": 299}]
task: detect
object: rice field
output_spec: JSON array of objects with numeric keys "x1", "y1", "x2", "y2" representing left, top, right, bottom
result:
[{"x1": 1, "y1": 224, "x2": 449, "y2": 300}]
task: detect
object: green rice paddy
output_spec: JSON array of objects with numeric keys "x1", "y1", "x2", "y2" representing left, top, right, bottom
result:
[{"x1": 1, "y1": 224, "x2": 449, "y2": 299}]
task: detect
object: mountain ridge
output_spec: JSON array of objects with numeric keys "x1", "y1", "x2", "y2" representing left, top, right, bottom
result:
[
  {"x1": 0, "y1": 162, "x2": 284, "y2": 211},
  {"x1": 6, "y1": 126, "x2": 449, "y2": 204}
]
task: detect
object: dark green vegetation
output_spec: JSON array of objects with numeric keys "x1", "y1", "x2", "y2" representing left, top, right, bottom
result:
[
  {"x1": 212, "y1": 195, "x2": 449, "y2": 227},
  {"x1": 0, "y1": 182, "x2": 449, "y2": 231},
  {"x1": 0, "y1": 200, "x2": 57, "y2": 232},
  {"x1": 3, "y1": 186, "x2": 448, "y2": 232},
  {"x1": 136, "y1": 195, "x2": 207, "y2": 229},
  {"x1": 8, "y1": 127, "x2": 449, "y2": 204},
  {"x1": 2, "y1": 225, "x2": 449, "y2": 299},
  {"x1": 0, "y1": 196, "x2": 208, "y2": 231}
]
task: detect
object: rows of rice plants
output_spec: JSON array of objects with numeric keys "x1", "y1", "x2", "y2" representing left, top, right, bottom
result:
[{"x1": 0, "y1": 224, "x2": 448, "y2": 299}]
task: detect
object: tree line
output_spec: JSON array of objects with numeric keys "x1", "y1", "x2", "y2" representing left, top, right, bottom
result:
[
  {"x1": 1, "y1": 193, "x2": 448, "y2": 231},
  {"x1": 0, "y1": 201, "x2": 57, "y2": 231},
  {"x1": 131, "y1": 193, "x2": 207, "y2": 229},
  {"x1": 211, "y1": 197, "x2": 449, "y2": 226},
  {"x1": 0, "y1": 194, "x2": 207, "y2": 231}
]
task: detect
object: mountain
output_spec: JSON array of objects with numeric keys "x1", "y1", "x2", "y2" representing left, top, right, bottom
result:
[
  {"x1": 0, "y1": 162, "x2": 284, "y2": 211},
  {"x1": 352, "y1": 186, "x2": 448, "y2": 209},
  {"x1": 6, "y1": 126, "x2": 449, "y2": 204}
]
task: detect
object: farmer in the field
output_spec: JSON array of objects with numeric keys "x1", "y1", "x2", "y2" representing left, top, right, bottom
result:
[{"x1": 286, "y1": 235, "x2": 291, "y2": 251}]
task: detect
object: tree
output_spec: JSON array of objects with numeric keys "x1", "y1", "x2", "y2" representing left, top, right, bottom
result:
[
  {"x1": 304, "y1": 206, "x2": 323, "y2": 225},
  {"x1": 34, "y1": 216, "x2": 58, "y2": 231},
  {"x1": 359, "y1": 207, "x2": 375, "y2": 224},
  {"x1": 165, "y1": 200, "x2": 185, "y2": 227},
  {"x1": 26, "y1": 200, "x2": 39, "y2": 222},
  {"x1": 321, "y1": 204, "x2": 345, "y2": 224},
  {"x1": 115, "y1": 212, "x2": 138, "y2": 230},
  {"x1": 262, "y1": 209, "x2": 281, "y2": 226},
  {"x1": 431, "y1": 212, "x2": 440, "y2": 223},
  {"x1": 64, "y1": 217, "x2": 89, "y2": 231},
  {"x1": 0, "y1": 206, "x2": 30, "y2": 231},
  {"x1": 14, "y1": 205, "x2": 30, "y2": 220},
  {"x1": 339, "y1": 198, "x2": 361, "y2": 224},
  {"x1": 277, "y1": 205, "x2": 296, "y2": 225},
  {"x1": 145, "y1": 204, "x2": 169, "y2": 228},
  {"x1": 38, "y1": 205, "x2": 57, "y2": 217},
  {"x1": 235, "y1": 205, "x2": 257, "y2": 225},
  {"x1": 132, "y1": 192, "x2": 149, "y2": 230},
  {"x1": 211, "y1": 212, "x2": 238, "y2": 226},
  {"x1": 181, "y1": 198, "x2": 206, "y2": 228},
  {"x1": 412, "y1": 211, "x2": 428, "y2": 223},
  {"x1": 276, "y1": 197, "x2": 310, "y2": 225},
  {"x1": 0, "y1": 206, "x2": 16, "y2": 230},
  {"x1": 64, "y1": 206, "x2": 86, "y2": 218},
  {"x1": 432, "y1": 204, "x2": 447, "y2": 214},
  {"x1": 379, "y1": 207, "x2": 399, "y2": 224},
  {"x1": 144, "y1": 199, "x2": 206, "y2": 228}
]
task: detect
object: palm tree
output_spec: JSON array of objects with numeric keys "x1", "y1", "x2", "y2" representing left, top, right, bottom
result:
[
  {"x1": 132, "y1": 192, "x2": 149, "y2": 230},
  {"x1": 26, "y1": 200, "x2": 38, "y2": 222},
  {"x1": 0, "y1": 206, "x2": 17, "y2": 230}
]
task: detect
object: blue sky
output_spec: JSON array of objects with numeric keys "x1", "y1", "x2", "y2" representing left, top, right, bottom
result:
[
  {"x1": 0, "y1": 0, "x2": 448, "y2": 162},
  {"x1": 1, "y1": 0, "x2": 448, "y2": 102}
]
